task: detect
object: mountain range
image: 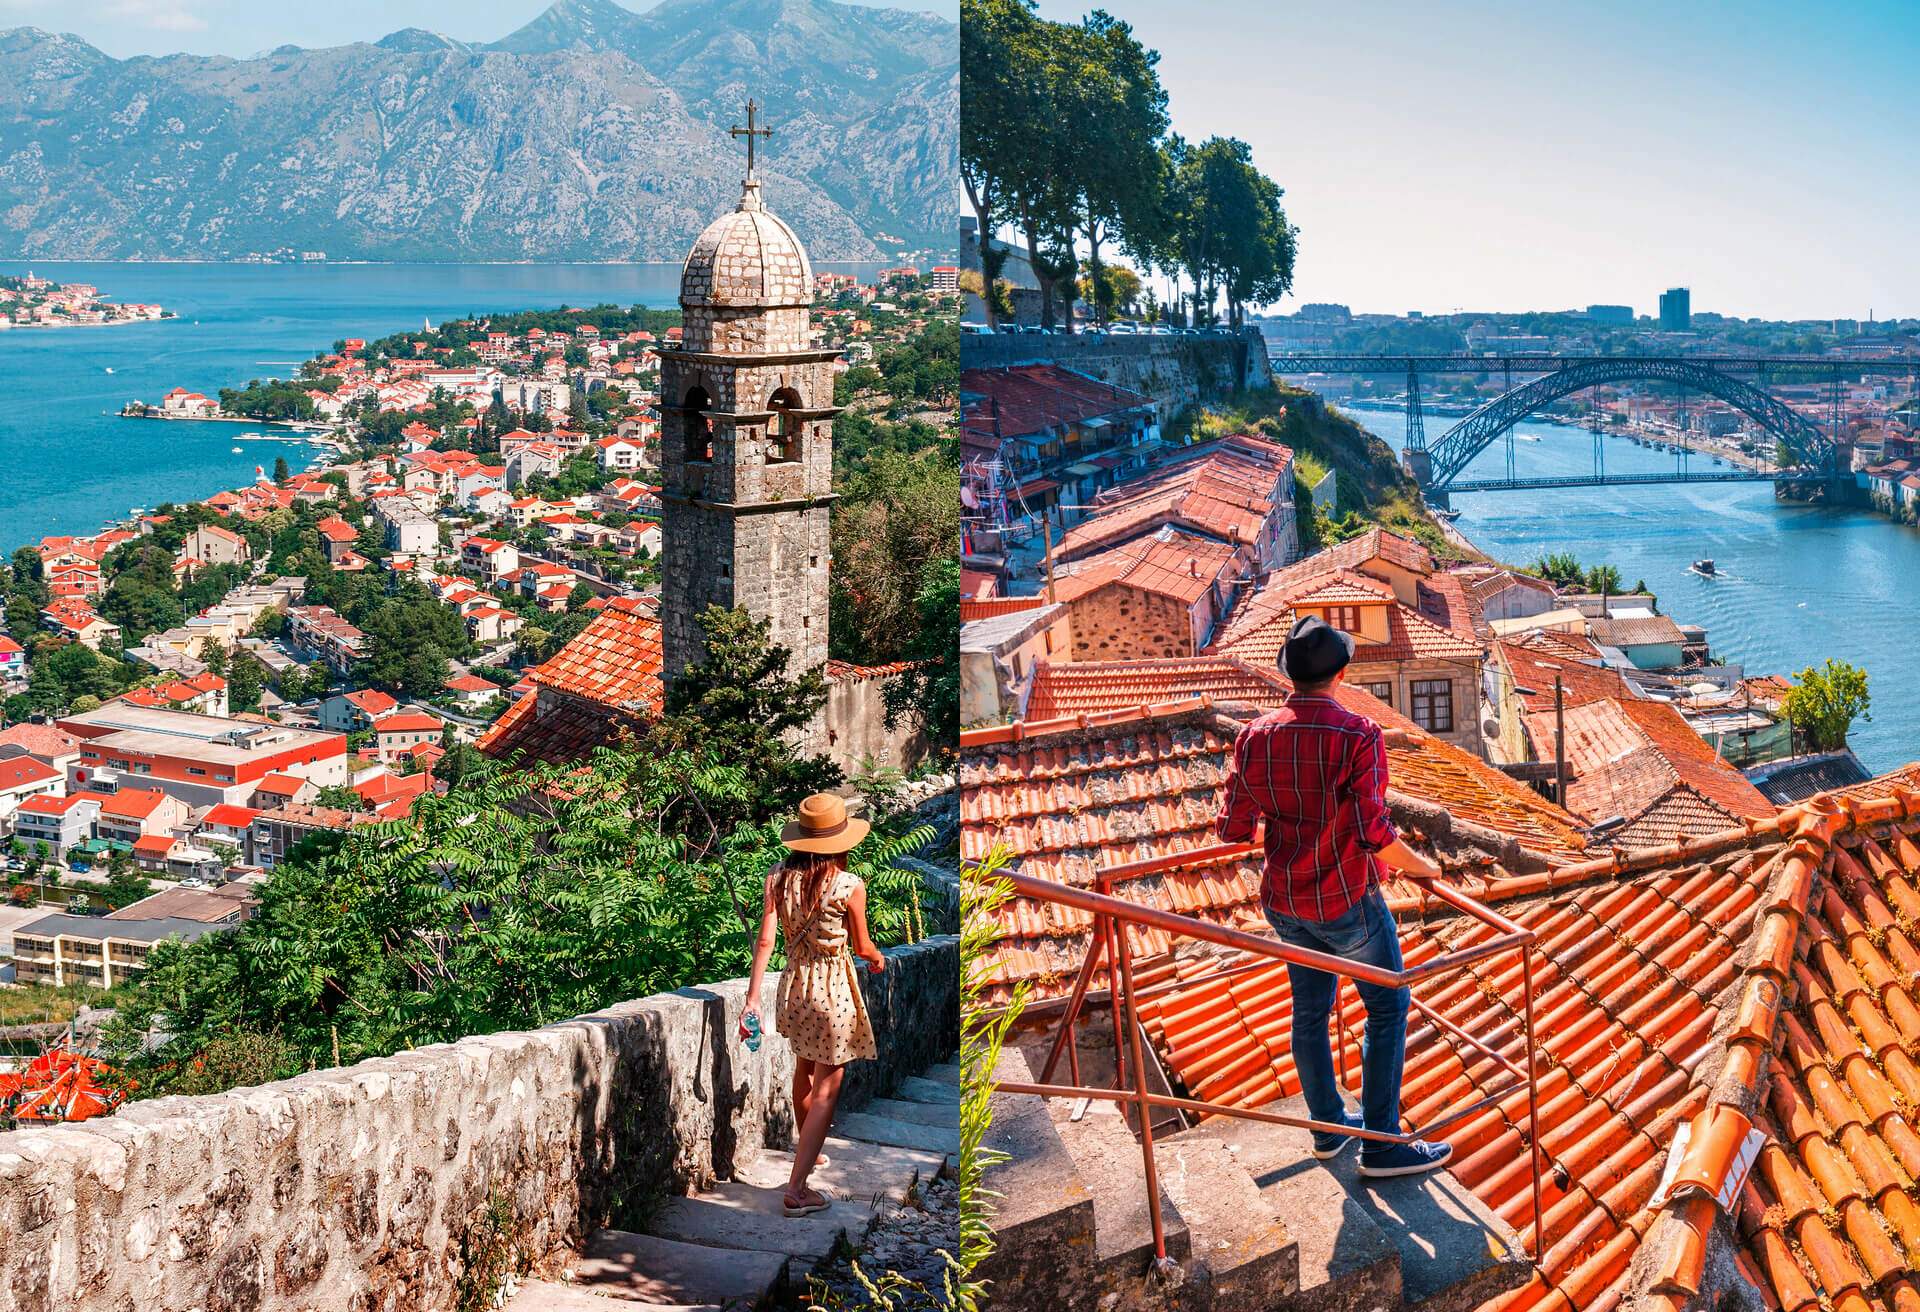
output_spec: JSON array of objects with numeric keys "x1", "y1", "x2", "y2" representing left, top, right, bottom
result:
[{"x1": 0, "y1": 0, "x2": 956, "y2": 262}]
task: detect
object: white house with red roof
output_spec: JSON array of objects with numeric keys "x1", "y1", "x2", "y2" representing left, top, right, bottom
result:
[
  {"x1": 595, "y1": 435, "x2": 646, "y2": 472},
  {"x1": 373, "y1": 711, "x2": 444, "y2": 762},
  {"x1": 14, "y1": 793, "x2": 101, "y2": 855},
  {"x1": 441, "y1": 674, "x2": 501, "y2": 712},
  {"x1": 159, "y1": 387, "x2": 217, "y2": 417},
  {"x1": 317, "y1": 688, "x2": 398, "y2": 733},
  {"x1": 0, "y1": 634, "x2": 26, "y2": 682},
  {"x1": 94, "y1": 787, "x2": 189, "y2": 846},
  {"x1": 460, "y1": 537, "x2": 520, "y2": 584},
  {"x1": 187, "y1": 523, "x2": 251, "y2": 567},
  {"x1": 0, "y1": 755, "x2": 63, "y2": 832}
]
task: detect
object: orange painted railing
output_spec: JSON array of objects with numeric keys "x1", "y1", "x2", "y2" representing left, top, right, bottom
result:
[{"x1": 992, "y1": 843, "x2": 1546, "y2": 1266}]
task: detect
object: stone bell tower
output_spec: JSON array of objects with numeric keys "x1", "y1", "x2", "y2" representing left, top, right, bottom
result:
[{"x1": 659, "y1": 100, "x2": 839, "y2": 724}]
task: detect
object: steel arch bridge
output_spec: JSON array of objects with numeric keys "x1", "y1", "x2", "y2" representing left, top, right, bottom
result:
[{"x1": 1417, "y1": 358, "x2": 1835, "y2": 492}]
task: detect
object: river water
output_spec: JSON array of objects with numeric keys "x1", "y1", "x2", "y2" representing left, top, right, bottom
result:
[
  {"x1": 0, "y1": 260, "x2": 884, "y2": 547},
  {"x1": 1348, "y1": 401, "x2": 1916, "y2": 775}
]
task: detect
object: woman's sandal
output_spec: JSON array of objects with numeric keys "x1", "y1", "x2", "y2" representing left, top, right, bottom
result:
[{"x1": 783, "y1": 1188, "x2": 833, "y2": 1217}]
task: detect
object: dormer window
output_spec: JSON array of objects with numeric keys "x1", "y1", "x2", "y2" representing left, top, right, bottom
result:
[
  {"x1": 1325, "y1": 605, "x2": 1363, "y2": 632},
  {"x1": 767, "y1": 387, "x2": 803, "y2": 463}
]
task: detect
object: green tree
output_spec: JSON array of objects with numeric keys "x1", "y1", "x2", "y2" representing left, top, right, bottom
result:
[
  {"x1": 313, "y1": 784, "x2": 369, "y2": 813},
  {"x1": 1783, "y1": 660, "x2": 1871, "y2": 753},
  {"x1": 273, "y1": 456, "x2": 291, "y2": 483},
  {"x1": 884, "y1": 556, "x2": 960, "y2": 746},
  {"x1": 646, "y1": 607, "x2": 840, "y2": 837},
  {"x1": 101, "y1": 747, "x2": 930, "y2": 1098},
  {"x1": 228, "y1": 653, "x2": 265, "y2": 714}
]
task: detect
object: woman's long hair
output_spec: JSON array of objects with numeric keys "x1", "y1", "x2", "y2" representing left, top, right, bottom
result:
[{"x1": 780, "y1": 850, "x2": 849, "y2": 925}]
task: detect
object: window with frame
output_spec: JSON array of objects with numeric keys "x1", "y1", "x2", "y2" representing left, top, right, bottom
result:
[
  {"x1": 1364, "y1": 681, "x2": 1394, "y2": 706},
  {"x1": 1411, "y1": 679, "x2": 1454, "y2": 733},
  {"x1": 1324, "y1": 605, "x2": 1363, "y2": 632}
]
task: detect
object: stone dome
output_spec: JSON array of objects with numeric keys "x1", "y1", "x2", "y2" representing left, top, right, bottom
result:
[{"x1": 679, "y1": 181, "x2": 813, "y2": 310}]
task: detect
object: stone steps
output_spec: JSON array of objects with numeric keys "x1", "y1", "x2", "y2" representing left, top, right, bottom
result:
[
  {"x1": 506, "y1": 1056, "x2": 956, "y2": 1312},
  {"x1": 831, "y1": 1108, "x2": 960, "y2": 1156},
  {"x1": 893, "y1": 1074, "x2": 959, "y2": 1105},
  {"x1": 1185, "y1": 1095, "x2": 1530, "y2": 1312}
]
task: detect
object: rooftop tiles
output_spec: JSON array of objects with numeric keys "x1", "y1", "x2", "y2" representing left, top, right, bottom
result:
[
  {"x1": 1560, "y1": 698, "x2": 1775, "y2": 846},
  {"x1": 960, "y1": 697, "x2": 1587, "y2": 1006},
  {"x1": 1119, "y1": 787, "x2": 1920, "y2": 1312}
]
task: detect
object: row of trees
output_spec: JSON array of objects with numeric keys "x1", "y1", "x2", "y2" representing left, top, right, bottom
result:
[{"x1": 961, "y1": 0, "x2": 1296, "y2": 329}]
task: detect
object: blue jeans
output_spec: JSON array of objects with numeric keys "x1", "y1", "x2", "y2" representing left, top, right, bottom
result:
[{"x1": 1265, "y1": 887, "x2": 1409, "y2": 1144}]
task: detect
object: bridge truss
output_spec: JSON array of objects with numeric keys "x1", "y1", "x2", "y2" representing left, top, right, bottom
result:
[{"x1": 1267, "y1": 352, "x2": 1920, "y2": 495}]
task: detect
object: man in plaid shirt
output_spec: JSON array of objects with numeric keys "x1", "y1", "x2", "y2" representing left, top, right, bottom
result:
[{"x1": 1216, "y1": 615, "x2": 1453, "y2": 1179}]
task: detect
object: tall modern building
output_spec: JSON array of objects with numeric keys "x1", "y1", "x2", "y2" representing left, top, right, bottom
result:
[
  {"x1": 1658, "y1": 287, "x2": 1691, "y2": 331},
  {"x1": 1585, "y1": 304, "x2": 1634, "y2": 325}
]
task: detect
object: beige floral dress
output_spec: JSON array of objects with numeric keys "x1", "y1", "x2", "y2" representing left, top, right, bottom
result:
[{"x1": 774, "y1": 866, "x2": 878, "y2": 1066}]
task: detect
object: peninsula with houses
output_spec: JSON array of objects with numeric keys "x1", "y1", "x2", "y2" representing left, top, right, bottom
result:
[{"x1": 0, "y1": 271, "x2": 169, "y2": 329}]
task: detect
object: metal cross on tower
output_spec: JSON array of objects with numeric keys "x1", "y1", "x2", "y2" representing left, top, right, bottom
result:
[{"x1": 730, "y1": 97, "x2": 773, "y2": 179}]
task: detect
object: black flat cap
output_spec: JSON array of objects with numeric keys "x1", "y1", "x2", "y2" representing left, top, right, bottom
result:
[{"x1": 1280, "y1": 614, "x2": 1355, "y2": 684}]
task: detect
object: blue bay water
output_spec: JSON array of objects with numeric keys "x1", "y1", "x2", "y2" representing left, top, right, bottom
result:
[
  {"x1": 1349, "y1": 401, "x2": 1917, "y2": 775},
  {"x1": 0, "y1": 259, "x2": 884, "y2": 544}
]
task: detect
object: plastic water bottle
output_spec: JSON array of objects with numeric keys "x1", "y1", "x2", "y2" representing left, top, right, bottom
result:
[{"x1": 743, "y1": 1010, "x2": 762, "y2": 1053}]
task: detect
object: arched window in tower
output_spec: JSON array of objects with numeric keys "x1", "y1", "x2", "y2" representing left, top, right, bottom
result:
[
  {"x1": 767, "y1": 387, "x2": 804, "y2": 464},
  {"x1": 683, "y1": 385, "x2": 713, "y2": 463}
]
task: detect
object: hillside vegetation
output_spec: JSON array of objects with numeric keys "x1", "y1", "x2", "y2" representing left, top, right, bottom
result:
[{"x1": 1170, "y1": 382, "x2": 1466, "y2": 560}]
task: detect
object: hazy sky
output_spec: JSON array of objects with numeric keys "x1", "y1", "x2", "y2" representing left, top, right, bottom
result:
[
  {"x1": 0, "y1": 0, "x2": 954, "y2": 58},
  {"x1": 1029, "y1": 1, "x2": 1920, "y2": 320}
]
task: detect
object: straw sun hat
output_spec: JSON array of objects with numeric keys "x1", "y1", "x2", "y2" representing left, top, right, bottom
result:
[{"x1": 779, "y1": 792, "x2": 871, "y2": 855}]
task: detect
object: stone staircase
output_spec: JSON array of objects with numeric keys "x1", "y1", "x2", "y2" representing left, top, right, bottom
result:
[
  {"x1": 507, "y1": 1061, "x2": 959, "y2": 1311},
  {"x1": 982, "y1": 1048, "x2": 1530, "y2": 1312}
]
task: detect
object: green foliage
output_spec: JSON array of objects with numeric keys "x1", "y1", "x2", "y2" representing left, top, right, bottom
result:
[
  {"x1": 647, "y1": 607, "x2": 841, "y2": 836},
  {"x1": 219, "y1": 378, "x2": 316, "y2": 421},
  {"x1": 454, "y1": 1192, "x2": 523, "y2": 1312},
  {"x1": 1783, "y1": 659, "x2": 1871, "y2": 753},
  {"x1": 883, "y1": 557, "x2": 960, "y2": 747},
  {"x1": 103, "y1": 746, "x2": 932, "y2": 1099},
  {"x1": 956, "y1": 848, "x2": 1029, "y2": 1310}
]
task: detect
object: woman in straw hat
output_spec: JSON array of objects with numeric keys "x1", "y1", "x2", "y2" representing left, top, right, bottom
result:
[{"x1": 742, "y1": 792, "x2": 886, "y2": 1217}]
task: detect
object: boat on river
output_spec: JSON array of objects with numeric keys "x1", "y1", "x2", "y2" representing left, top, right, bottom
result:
[{"x1": 1690, "y1": 559, "x2": 1717, "y2": 578}]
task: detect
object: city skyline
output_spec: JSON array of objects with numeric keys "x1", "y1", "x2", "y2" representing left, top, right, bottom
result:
[
  {"x1": 1027, "y1": 0, "x2": 1920, "y2": 322},
  {"x1": 0, "y1": 0, "x2": 955, "y2": 60}
]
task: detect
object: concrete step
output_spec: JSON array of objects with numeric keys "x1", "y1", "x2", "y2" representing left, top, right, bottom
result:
[
  {"x1": 505, "y1": 1278, "x2": 719, "y2": 1311},
  {"x1": 976, "y1": 1046, "x2": 1098, "y2": 1311},
  {"x1": 1185, "y1": 1100, "x2": 1400, "y2": 1312},
  {"x1": 893, "y1": 1074, "x2": 959, "y2": 1105},
  {"x1": 866, "y1": 1094, "x2": 959, "y2": 1127},
  {"x1": 924, "y1": 1060, "x2": 960, "y2": 1085},
  {"x1": 834, "y1": 1108, "x2": 961, "y2": 1156},
  {"x1": 1319, "y1": 1128, "x2": 1530, "y2": 1312},
  {"x1": 646, "y1": 1188, "x2": 850, "y2": 1262},
  {"x1": 1190, "y1": 1095, "x2": 1530, "y2": 1312},
  {"x1": 1049, "y1": 1101, "x2": 1192, "y2": 1274},
  {"x1": 1156, "y1": 1136, "x2": 1300, "y2": 1312},
  {"x1": 573, "y1": 1228, "x2": 786, "y2": 1308},
  {"x1": 733, "y1": 1134, "x2": 946, "y2": 1208}
]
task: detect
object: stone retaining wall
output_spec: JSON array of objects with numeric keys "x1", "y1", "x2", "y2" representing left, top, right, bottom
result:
[
  {"x1": 961, "y1": 331, "x2": 1274, "y2": 420},
  {"x1": 0, "y1": 935, "x2": 958, "y2": 1312}
]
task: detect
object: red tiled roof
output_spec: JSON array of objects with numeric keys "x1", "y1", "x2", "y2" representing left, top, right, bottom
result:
[
  {"x1": 99, "y1": 788, "x2": 169, "y2": 820},
  {"x1": 1051, "y1": 528, "x2": 1241, "y2": 610},
  {"x1": 960, "y1": 364, "x2": 1151, "y2": 449},
  {"x1": 0, "y1": 757, "x2": 58, "y2": 790},
  {"x1": 376, "y1": 712, "x2": 444, "y2": 734},
  {"x1": 1212, "y1": 568, "x2": 1482, "y2": 668},
  {"x1": 0, "y1": 723, "x2": 79, "y2": 761},
  {"x1": 475, "y1": 596, "x2": 662, "y2": 764},
  {"x1": 254, "y1": 773, "x2": 308, "y2": 796},
  {"x1": 200, "y1": 804, "x2": 259, "y2": 829},
  {"x1": 960, "y1": 596, "x2": 1047, "y2": 622},
  {"x1": 1561, "y1": 698, "x2": 1776, "y2": 844},
  {"x1": 131, "y1": 834, "x2": 175, "y2": 856},
  {"x1": 1130, "y1": 788, "x2": 1920, "y2": 1312},
  {"x1": 959, "y1": 698, "x2": 1586, "y2": 1005},
  {"x1": 1055, "y1": 444, "x2": 1289, "y2": 563}
]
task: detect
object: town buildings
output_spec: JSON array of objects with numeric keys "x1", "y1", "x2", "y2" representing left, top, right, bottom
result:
[{"x1": 58, "y1": 704, "x2": 348, "y2": 809}]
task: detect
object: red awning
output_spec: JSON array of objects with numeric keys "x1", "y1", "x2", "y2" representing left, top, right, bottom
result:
[{"x1": 1014, "y1": 478, "x2": 1059, "y2": 500}]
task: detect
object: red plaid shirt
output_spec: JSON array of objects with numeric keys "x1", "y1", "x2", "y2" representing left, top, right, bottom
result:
[{"x1": 1215, "y1": 695, "x2": 1399, "y2": 922}]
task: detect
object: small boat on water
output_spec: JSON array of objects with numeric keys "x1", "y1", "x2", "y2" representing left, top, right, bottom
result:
[
  {"x1": 1435, "y1": 506, "x2": 1461, "y2": 521},
  {"x1": 231, "y1": 446, "x2": 243, "y2": 454},
  {"x1": 1689, "y1": 559, "x2": 1717, "y2": 578},
  {"x1": 103, "y1": 366, "x2": 114, "y2": 374}
]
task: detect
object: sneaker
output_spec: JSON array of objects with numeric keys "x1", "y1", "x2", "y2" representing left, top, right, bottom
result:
[
  {"x1": 1359, "y1": 1139, "x2": 1453, "y2": 1179},
  {"x1": 1311, "y1": 1109, "x2": 1366, "y2": 1160}
]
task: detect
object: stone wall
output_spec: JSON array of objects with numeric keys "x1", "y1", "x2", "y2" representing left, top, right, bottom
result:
[
  {"x1": 0, "y1": 936, "x2": 958, "y2": 1312},
  {"x1": 960, "y1": 332, "x2": 1274, "y2": 421},
  {"x1": 825, "y1": 668, "x2": 929, "y2": 774},
  {"x1": 1066, "y1": 585, "x2": 1195, "y2": 661}
]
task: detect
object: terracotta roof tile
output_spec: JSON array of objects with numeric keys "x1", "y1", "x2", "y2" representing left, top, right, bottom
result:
[
  {"x1": 1051, "y1": 528, "x2": 1241, "y2": 610},
  {"x1": 1561, "y1": 698, "x2": 1775, "y2": 844}
]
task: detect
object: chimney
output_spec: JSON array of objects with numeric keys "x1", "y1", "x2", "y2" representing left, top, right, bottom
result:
[{"x1": 1188, "y1": 557, "x2": 1198, "y2": 577}]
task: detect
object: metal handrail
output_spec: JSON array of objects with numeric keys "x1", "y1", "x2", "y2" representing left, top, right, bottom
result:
[{"x1": 992, "y1": 855, "x2": 1546, "y2": 1265}]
